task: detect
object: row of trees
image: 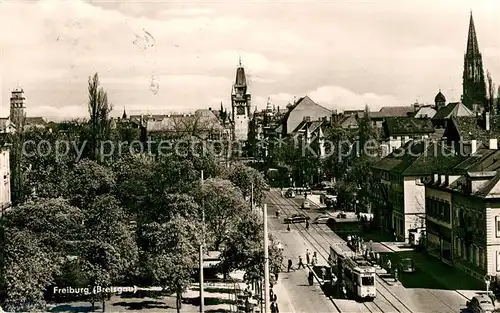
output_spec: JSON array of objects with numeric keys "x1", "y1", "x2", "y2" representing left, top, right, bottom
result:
[{"x1": 1, "y1": 73, "x2": 280, "y2": 313}]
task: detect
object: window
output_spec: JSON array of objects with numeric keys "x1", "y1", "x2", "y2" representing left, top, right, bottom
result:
[
  {"x1": 496, "y1": 216, "x2": 500, "y2": 238},
  {"x1": 361, "y1": 276, "x2": 374, "y2": 286}
]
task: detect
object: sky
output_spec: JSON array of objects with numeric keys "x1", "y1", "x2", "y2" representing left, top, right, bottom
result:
[{"x1": 1, "y1": 0, "x2": 500, "y2": 121}]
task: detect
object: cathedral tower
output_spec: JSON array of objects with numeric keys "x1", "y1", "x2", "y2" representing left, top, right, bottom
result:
[
  {"x1": 231, "y1": 58, "x2": 251, "y2": 141},
  {"x1": 462, "y1": 12, "x2": 487, "y2": 111},
  {"x1": 10, "y1": 87, "x2": 26, "y2": 132}
]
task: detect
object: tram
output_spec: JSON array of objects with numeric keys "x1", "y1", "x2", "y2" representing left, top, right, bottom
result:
[{"x1": 329, "y1": 245, "x2": 376, "y2": 301}]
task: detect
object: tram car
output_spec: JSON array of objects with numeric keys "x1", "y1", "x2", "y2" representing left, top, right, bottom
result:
[{"x1": 329, "y1": 245, "x2": 376, "y2": 301}]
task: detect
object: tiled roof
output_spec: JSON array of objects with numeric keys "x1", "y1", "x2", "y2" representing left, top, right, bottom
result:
[
  {"x1": 448, "y1": 149, "x2": 500, "y2": 198},
  {"x1": 384, "y1": 117, "x2": 435, "y2": 136},
  {"x1": 370, "y1": 106, "x2": 414, "y2": 118},
  {"x1": 452, "y1": 115, "x2": 500, "y2": 143},
  {"x1": 373, "y1": 140, "x2": 465, "y2": 176},
  {"x1": 403, "y1": 142, "x2": 467, "y2": 176},
  {"x1": 26, "y1": 117, "x2": 47, "y2": 125},
  {"x1": 433, "y1": 102, "x2": 473, "y2": 120}
]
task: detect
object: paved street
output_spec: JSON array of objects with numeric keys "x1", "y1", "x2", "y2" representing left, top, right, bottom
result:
[{"x1": 266, "y1": 188, "x2": 476, "y2": 313}]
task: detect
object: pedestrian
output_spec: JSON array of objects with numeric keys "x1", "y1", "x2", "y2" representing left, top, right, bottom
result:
[
  {"x1": 347, "y1": 234, "x2": 352, "y2": 244},
  {"x1": 274, "y1": 267, "x2": 279, "y2": 281},
  {"x1": 305, "y1": 219, "x2": 309, "y2": 230},
  {"x1": 375, "y1": 253, "x2": 380, "y2": 265},
  {"x1": 313, "y1": 251, "x2": 318, "y2": 263},
  {"x1": 270, "y1": 288, "x2": 274, "y2": 299},
  {"x1": 287, "y1": 258, "x2": 293, "y2": 272},
  {"x1": 270, "y1": 302, "x2": 276, "y2": 313},
  {"x1": 386, "y1": 259, "x2": 392, "y2": 274},
  {"x1": 306, "y1": 249, "x2": 311, "y2": 264},
  {"x1": 287, "y1": 224, "x2": 290, "y2": 231},
  {"x1": 298, "y1": 256, "x2": 305, "y2": 269},
  {"x1": 273, "y1": 293, "x2": 277, "y2": 302},
  {"x1": 321, "y1": 267, "x2": 327, "y2": 280},
  {"x1": 308, "y1": 269, "x2": 314, "y2": 285}
]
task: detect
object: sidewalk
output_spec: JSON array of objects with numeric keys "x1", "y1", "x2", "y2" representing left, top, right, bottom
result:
[{"x1": 376, "y1": 241, "x2": 484, "y2": 291}]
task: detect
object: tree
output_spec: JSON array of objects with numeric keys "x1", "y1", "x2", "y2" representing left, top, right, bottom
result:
[
  {"x1": 194, "y1": 178, "x2": 246, "y2": 250},
  {"x1": 220, "y1": 210, "x2": 283, "y2": 285},
  {"x1": 487, "y1": 71, "x2": 496, "y2": 113},
  {"x1": 67, "y1": 159, "x2": 115, "y2": 208},
  {"x1": 226, "y1": 162, "x2": 268, "y2": 205},
  {"x1": 3, "y1": 198, "x2": 84, "y2": 254},
  {"x1": 3, "y1": 229, "x2": 59, "y2": 312},
  {"x1": 88, "y1": 73, "x2": 113, "y2": 161},
  {"x1": 138, "y1": 215, "x2": 200, "y2": 313},
  {"x1": 79, "y1": 195, "x2": 138, "y2": 312}
]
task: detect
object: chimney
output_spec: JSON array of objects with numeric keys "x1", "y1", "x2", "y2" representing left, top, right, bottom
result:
[
  {"x1": 471, "y1": 139, "x2": 477, "y2": 154},
  {"x1": 486, "y1": 111, "x2": 490, "y2": 131},
  {"x1": 490, "y1": 138, "x2": 498, "y2": 149}
]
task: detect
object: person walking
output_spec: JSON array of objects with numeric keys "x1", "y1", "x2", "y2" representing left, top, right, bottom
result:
[
  {"x1": 308, "y1": 269, "x2": 314, "y2": 285},
  {"x1": 305, "y1": 219, "x2": 309, "y2": 230},
  {"x1": 312, "y1": 252, "x2": 318, "y2": 265},
  {"x1": 287, "y1": 258, "x2": 293, "y2": 272},
  {"x1": 386, "y1": 259, "x2": 392, "y2": 274},
  {"x1": 321, "y1": 267, "x2": 327, "y2": 280},
  {"x1": 298, "y1": 256, "x2": 305, "y2": 269},
  {"x1": 287, "y1": 224, "x2": 290, "y2": 231},
  {"x1": 306, "y1": 249, "x2": 311, "y2": 264}
]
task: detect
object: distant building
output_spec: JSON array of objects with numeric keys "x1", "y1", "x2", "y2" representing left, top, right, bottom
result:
[
  {"x1": 380, "y1": 117, "x2": 435, "y2": 156},
  {"x1": 231, "y1": 59, "x2": 251, "y2": 141},
  {"x1": 462, "y1": 12, "x2": 487, "y2": 111},
  {"x1": 281, "y1": 95, "x2": 332, "y2": 135},
  {"x1": 122, "y1": 108, "x2": 228, "y2": 140},
  {"x1": 0, "y1": 87, "x2": 46, "y2": 133}
]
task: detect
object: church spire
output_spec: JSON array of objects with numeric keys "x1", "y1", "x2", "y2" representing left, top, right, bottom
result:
[
  {"x1": 122, "y1": 106, "x2": 127, "y2": 119},
  {"x1": 462, "y1": 11, "x2": 486, "y2": 111},
  {"x1": 466, "y1": 11, "x2": 480, "y2": 57}
]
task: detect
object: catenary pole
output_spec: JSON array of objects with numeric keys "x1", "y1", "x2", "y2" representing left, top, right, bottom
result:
[
  {"x1": 263, "y1": 203, "x2": 270, "y2": 313},
  {"x1": 200, "y1": 170, "x2": 205, "y2": 313}
]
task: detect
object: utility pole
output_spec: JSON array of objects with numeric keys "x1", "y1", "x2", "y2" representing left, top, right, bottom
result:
[
  {"x1": 251, "y1": 182, "x2": 254, "y2": 210},
  {"x1": 199, "y1": 170, "x2": 205, "y2": 313},
  {"x1": 263, "y1": 203, "x2": 270, "y2": 313}
]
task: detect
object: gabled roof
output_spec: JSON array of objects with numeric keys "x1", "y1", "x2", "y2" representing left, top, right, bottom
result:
[
  {"x1": 370, "y1": 106, "x2": 414, "y2": 118},
  {"x1": 384, "y1": 117, "x2": 435, "y2": 136},
  {"x1": 413, "y1": 107, "x2": 437, "y2": 119},
  {"x1": 433, "y1": 102, "x2": 473, "y2": 120},
  {"x1": 339, "y1": 115, "x2": 358, "y2": 128}
]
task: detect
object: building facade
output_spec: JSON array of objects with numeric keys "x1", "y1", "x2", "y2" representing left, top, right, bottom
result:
[{"x1": 424, "y1": 146, "x2": 500, "y2": 281}]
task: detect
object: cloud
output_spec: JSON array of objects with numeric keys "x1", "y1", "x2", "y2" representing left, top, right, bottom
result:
[
  {"x1": 1, "y1": 0, "x2": 499, "y2": 120},
  {"x1": 159, "y1": 8, "x2": 215, "y2": 16}
]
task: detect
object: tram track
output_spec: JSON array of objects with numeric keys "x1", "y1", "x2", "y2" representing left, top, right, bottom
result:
[{"x1": 266, "y1": 190, "x2": 414, "y2": 313}]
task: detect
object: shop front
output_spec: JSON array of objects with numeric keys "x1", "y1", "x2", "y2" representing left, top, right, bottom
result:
[{"x1": 426, "y1": 220, "x2": 452, "y2": 263}]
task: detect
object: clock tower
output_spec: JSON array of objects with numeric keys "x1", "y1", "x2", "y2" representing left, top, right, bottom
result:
[{"x1": 231, "y1": 58, "x2": 251, "y2": 141}]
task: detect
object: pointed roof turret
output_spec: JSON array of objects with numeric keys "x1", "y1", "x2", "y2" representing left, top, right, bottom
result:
[
  {"x1": 466, "y1": 11, "x2": 480, "y2": 56},
  {"x1": 235, "y1": 66, "x2": 246, "y2": 87},
  {"x1": 122, "y1": 107, "x2": 127, "y2": 119},
  {"x1": 434, "y1": 90, "x2": 446, "y2": 103}
]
